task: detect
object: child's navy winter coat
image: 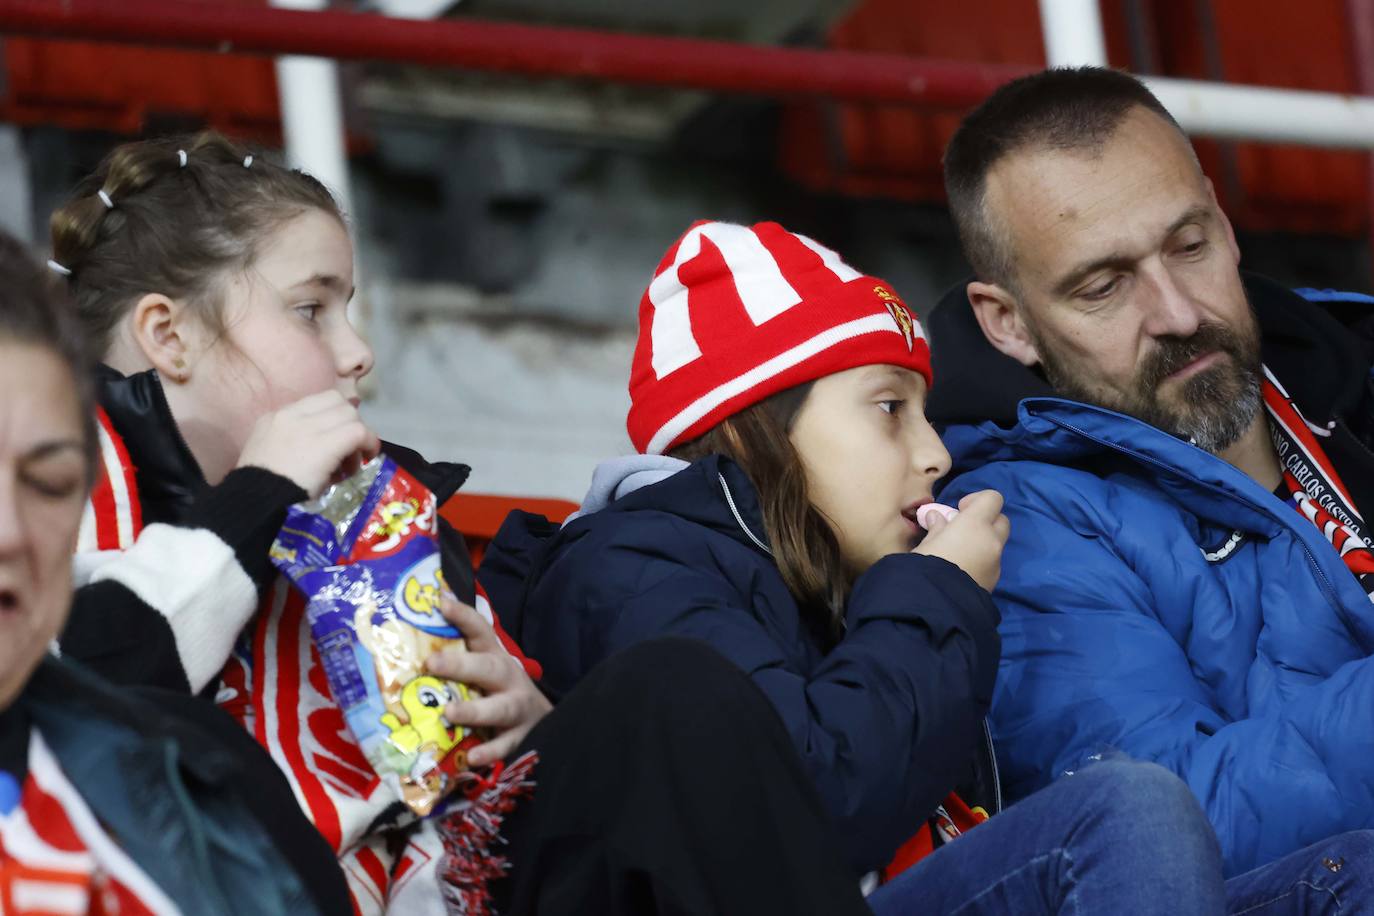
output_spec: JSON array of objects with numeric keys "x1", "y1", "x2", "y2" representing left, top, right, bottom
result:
[{"x1": 481, "y1": 454, "x2": 1001, "y2": 874}]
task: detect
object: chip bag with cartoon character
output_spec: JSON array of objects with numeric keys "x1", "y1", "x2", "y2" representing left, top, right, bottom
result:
[{"x1": 271, "y1": 455, "x2": 481, "y2": 816}]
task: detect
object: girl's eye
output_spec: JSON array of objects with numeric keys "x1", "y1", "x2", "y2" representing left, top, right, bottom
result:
[
  {"x1": 295, "y1": 303, "x2": 322, "y2": 322},
  {"x1": 878, "y1": 400, "x2": 905, "y2": 416}
]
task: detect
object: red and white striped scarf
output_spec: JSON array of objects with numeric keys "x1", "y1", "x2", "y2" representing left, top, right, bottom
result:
[
  {"x1": 75, "y1": 408, "x2": 143, "y2": 554},
  {"x1": 80, "y1": 418, "x2": 539, "y2": 914},
  {"x1": 0, "y1": 733, "x2": 174, "y2": 915},
  {"x1": 1263, "y1": 366, "x2": 1374, "y2": 599}
]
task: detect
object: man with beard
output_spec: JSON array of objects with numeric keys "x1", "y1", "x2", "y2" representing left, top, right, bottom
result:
[{"x1": 928, "y1": 65, "x2": 1374, "y2": 877}]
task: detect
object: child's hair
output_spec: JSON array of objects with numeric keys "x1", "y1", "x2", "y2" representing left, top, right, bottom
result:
[
  {"x1": 632, "y1": 220, "x2": 934, "y2": 643},
  {"x1": 49, "y1": 130, "x2": 342, "y2": 356},
  {"x1": 671, "y1": 383, "x2": 848, "y2": 646},
  {"x1": 0, "y1": 230, "x2": 96, "y2": 477}
]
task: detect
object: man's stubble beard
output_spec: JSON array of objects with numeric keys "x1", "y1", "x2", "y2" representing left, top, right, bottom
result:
[{"x1": 1026, "y1": 305, "x2": 1264, "y2": 455}]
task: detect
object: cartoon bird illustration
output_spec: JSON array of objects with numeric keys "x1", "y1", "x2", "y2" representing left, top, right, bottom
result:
[
  {"x1": 369, "y1": 499, "x2": 420, "y2": 552},
  {"x1": 380, "y1": 675, "x2": 466, "y2": 782}
]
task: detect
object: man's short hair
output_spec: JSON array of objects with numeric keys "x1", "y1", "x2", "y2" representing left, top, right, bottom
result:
[{"x1": 943, "y1": 66, "x2": 1185, "y2": 289}]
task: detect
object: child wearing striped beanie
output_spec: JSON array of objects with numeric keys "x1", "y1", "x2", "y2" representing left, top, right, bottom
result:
[{"x1": 484, "y1": 219, "x2": 1012, "y2": 886}]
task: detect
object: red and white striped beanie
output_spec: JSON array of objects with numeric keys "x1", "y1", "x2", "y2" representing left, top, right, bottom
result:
[{"x1": 628, "y1": 220, "x2": 933, "y2": 455}]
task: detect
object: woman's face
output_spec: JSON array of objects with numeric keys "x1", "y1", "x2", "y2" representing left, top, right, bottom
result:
[
  {"x1": 788, "y1": 365, "x2": 951, "y2": 576},
  {"x1": 0, "y1": 341, "x2": 87, "y2": 709},
  {"x1": 167, "y1": 209, "x2": 374, "y2": 484}
]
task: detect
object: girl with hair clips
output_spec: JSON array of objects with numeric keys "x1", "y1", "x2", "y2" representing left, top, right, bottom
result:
[
  {"x1": 45, "y1": 131, "x2": 543, "y2": 912},
  {"x1": 482, "y1": 220, "x2": 1374, "y2": 914},
  {"x1": 0, "y1": 229, "x2": 351, "y2": 916},
  {"x1": 44, "y1": 136, "x2": 881, "y2": 916}
]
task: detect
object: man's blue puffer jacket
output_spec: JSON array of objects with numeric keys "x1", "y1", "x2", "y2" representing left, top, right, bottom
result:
[
  {"x1": 927, "y1": 272, "x2": 1374, "y2": 876},
  {"x1": 480, "y1": 454, "x2": 1002, "y2": 874}
]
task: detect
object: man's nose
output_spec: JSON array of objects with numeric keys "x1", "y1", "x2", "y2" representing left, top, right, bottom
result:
[{"x1": 1140, "y1": 267, "x2": 1203, "y2": 339}]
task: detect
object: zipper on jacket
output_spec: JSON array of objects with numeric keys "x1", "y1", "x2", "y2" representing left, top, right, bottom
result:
[
  {"x1": 982, "y1": 718, "x2": 1003, "y2": 814},
  {"x1": 718, "y1": 473, "x2": 772, "y2": 556}
]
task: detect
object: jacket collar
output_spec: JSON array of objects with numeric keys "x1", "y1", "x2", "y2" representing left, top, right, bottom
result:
[
  {"x1": 579, "y1": 454, "x2": 771, "y2": 557},
  {"x1": 379, "y1": 440, "x2": 471, "y2": 506},
  {"x1": 1256, "y1": 277, "x2": 1374, "y2": 424},
  {"x1": 24, "y1": 656, "x2": 241, "y2": 785},
  {"x1": 481, "y1": 454, "x2": 768, "y2": 659},
  {"x1": 925, "y1": 271, "x2": 1374, "y2": 430},
  {"x1": 96, "y1": 364, "x2": 207, "y2": 526}
]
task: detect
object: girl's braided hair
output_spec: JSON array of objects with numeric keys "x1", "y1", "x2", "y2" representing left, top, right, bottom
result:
[{"x1": 50, "y1": 131, "x2": 342, "y2": 356}]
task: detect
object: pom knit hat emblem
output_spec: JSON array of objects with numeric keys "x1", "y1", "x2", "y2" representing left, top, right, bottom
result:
[{"x1": 627, "y1": 220, "x2": 933, "y2": 454}]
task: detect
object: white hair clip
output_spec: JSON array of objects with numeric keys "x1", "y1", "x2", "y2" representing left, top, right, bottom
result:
[
  {"x1": 243, "y1": 155, "x2": 254, "y2": 168},
  {"x1": 178, "y1": 149, "x2": 188, "y2": 167},
  {"x1": 46, "y1": 259, "x2": 72, "y2": 277},
  {"x1": 97, "y1": 189, "x2": 114, "y2": 209}
]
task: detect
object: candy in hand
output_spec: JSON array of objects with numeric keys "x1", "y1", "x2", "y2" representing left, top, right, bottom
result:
[{"x1": 915, "y1": 503, "x2": 960, "y2": 530}]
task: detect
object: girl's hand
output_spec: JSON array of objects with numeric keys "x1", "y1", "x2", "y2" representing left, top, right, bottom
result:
[
  {"x1": 235, "y1": 390, "x2": 380, "y2": 497},
  {"x1": 913, "y1": 489, "x2": 1010, "y2": 592},
  {"x1": 426, "y1": 593, "x2": 552, "y2": 768}
]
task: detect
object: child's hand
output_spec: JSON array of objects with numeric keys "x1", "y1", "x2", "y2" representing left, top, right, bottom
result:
[
  {"x1": 426, "y1": 593, "x2": 552, "y2": 768},
  {"x1": 913, "y1": 490, "x2": 1010, "y2": 592},
  {"x1": 236, "y1": 390, "x2": 380, "y2": 497}
]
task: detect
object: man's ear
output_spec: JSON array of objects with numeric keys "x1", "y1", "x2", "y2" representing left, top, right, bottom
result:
[
  {"x1": 129, "y1": 293, "x2": 196, "y2": 383},
  {"x1": 966, "y1": 281, "x2": 1040, "y2": 367},
  {"x1": 1204, "y1": 177, "x2": 1241, "y2": 266}
]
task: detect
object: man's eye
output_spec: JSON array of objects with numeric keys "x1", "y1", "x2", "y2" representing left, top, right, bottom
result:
[
  {"x1": 1178, "y1": 240, "x2": 1208, "y2": 257},
  {"x1": 1083, "y1": 277, "x2": 1120, "y2": 300},
  {"x1": 879, "y1": 400, "x2": 905, "y2": 415}
]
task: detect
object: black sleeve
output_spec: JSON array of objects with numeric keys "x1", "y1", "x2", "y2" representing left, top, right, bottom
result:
[
  {"x1": 61, "y1": 580, "x2": 191, "y2": 692},
  {"x1": 184, "y1": 466, "x2": 307, "y2": 590},
  {"x1": 61, "y1": 468, "x2": 304, "y2": 693},
  {"x1": 477, "y1": 510, "x2": 560, "y2": 638}
]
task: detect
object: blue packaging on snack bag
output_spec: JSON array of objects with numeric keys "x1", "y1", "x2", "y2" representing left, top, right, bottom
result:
[{"x1": 271, "y1": 455, "x2": 481, "y2": 816}]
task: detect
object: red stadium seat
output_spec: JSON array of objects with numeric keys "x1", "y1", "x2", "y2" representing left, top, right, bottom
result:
[{"x1": 440, "y1": 492, "x2": 578, "y2": 568}]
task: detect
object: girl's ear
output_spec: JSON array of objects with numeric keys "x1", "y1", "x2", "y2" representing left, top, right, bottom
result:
[{"x1": 129, "y1": 293, "x2": 197, "y2": 383}]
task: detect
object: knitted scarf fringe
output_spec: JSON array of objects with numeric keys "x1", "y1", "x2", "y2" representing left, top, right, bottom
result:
[{"x1": 437, "y1": 750, "x2": 539, "y2": 916}]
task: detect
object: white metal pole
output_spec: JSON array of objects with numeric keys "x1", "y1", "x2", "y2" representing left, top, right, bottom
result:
[
  {"x1": 1145, "y1": 77, "x2": 1374, "y2": 148},
  {"x1": 269, "y1": 0, "x2": 353, "y2": 217},
  {"x1": 268, "y1": 0, "x2": 373, "y2": 381},
  {"x1": 1033, "y1": 0, "x2": 1374, "y2": 149},
  {"x1": 1038, "y1": 0, "x2": 1108, "y2": 68},
  {"x1": 0, "y1": 126, "x2": 34, "y2": 243}
]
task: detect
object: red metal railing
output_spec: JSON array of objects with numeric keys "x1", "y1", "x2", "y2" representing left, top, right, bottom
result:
[{"x1": 0, "y1": 0, "x2": 1031, "y2": 107}]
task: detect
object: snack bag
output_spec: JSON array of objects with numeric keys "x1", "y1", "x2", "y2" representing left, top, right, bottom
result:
[{"x1": 271, "y1": 455, "x2": 480, "y2": 816}]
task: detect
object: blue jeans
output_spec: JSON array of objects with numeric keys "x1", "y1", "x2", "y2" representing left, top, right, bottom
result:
[
  {"x1": 867, "y1": 760, "x2": 1374, "y2": 915},
  {"x1": 1225, "y1": 830, "x2": 1374, "y2": 914}
]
